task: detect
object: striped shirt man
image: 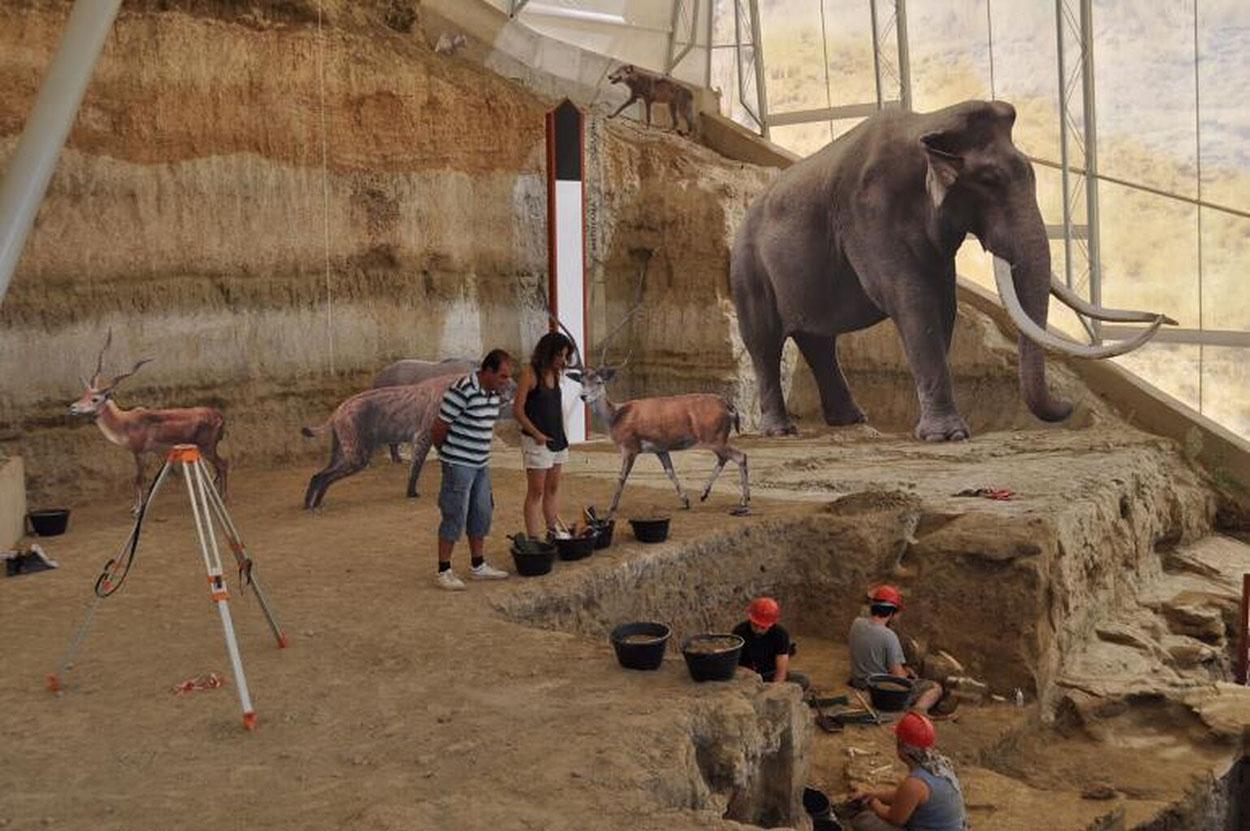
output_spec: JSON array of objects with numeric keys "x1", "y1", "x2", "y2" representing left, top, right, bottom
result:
[{"x1": 437, "y1": 372, "x2": 502, "y2": 468}]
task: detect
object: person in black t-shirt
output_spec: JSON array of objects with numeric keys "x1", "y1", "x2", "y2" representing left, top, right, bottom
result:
[{"x1": 732, "y1": 596, "x2": 810, "y2": 690}]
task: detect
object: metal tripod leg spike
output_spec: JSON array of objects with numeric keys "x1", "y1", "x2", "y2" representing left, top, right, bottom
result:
[{"x1": 49, "y1": 444, "x2": 287, "y2": 732}]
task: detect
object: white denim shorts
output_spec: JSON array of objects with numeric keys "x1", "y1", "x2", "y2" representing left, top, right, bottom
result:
[{"x1": 521, "y1": 434, "x2": 569, "y2": 470}]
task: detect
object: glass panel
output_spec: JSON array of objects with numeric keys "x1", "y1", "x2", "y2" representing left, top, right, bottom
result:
[
  {"x1": 1092, "y1": 0, "x2": 1198, "y2": 198},
  {"x1": 1113, "y1": 343, "x2": 1201, "y2": 412},
  {"x1": 1200, "y1": 210, "x2": 1250, "y2": 332},
  {"x1": 985, "y1": 1, "x2": 1059, "y2": 161},
  {"x1": 1097, "y1": 180, "x2": 1199, "y2": 328},
  {"x1": 1198, "y1": 2, "x2": 1250, "y2": 213},
  {"x1": 906, "y1": 0, "x2": 992, "y2": 112},
  {"x1": 1202, "y1": 346, "x2": 1250, "y2": 441},
  {"x1": 759, "y1": 0, "x2": 834, "y2": 113},
  {"x1": 821, "y1": 0, "x2": 878, "y2": 106},
  {"x1": 769, "y1": 121, "x2": 834, "y2": 157}
]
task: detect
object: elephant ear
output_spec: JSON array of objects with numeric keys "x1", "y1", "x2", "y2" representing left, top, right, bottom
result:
[{"x1": 921, "y1": 132, "x2": 964, "y2": 209}]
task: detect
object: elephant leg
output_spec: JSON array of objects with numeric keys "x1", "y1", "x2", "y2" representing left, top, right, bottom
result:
[
  {"x1": 732, "y1": 251, "x2": 794, "y2": 436},
  {"x1": 793, "y1": 332, "x2": 866, "y2": 426},
  {"x1": 656, "y1": 451, "x2": 691, "y2": 510},
  {"x1": 892, "y1": 288, "x2": 969, "y2": 442}
]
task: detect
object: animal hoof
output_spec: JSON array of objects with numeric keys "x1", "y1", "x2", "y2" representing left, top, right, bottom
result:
[
  {"x1": 729, "y1": 506, "x2": 750, "y2": 517},
  {"x1": 681, "y1": 500, "x2": 691, "y2": 511},
  {"x1": 915, "y1": 414, "x2": 971, "y2": 443}
]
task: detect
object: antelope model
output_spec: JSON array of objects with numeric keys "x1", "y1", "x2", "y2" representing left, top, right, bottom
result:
[
  {"x1": 69, "y1": 331, "x2": 228, "y2": 513},
  {"x1": 558, "y1": 259, "x2": 749, "y2": 517}
]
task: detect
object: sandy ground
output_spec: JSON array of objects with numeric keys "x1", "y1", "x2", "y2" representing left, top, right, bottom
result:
[{"x1": 0, "y1": 427, "x2": 1243, "y2": 830}]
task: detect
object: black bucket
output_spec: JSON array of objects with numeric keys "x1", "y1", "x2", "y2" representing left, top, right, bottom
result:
[
  {"x1": 591, "y1": 519, "x2": 615, "y2": 549},
  {"x1": 867, "y1": 673, "x2": 913, "y2": 711},
  {"x1": 629, "y1": 516, "x2": 670, "y2": 544},
  {"x1": 555, "y1": 532, "x2": 597, "y2": 561},
  {"x1": 610, "y1": 622, "x2": 671, "y2": 670},
  {"x1": 803, "y1": 787, "x2": 832, "y2": 819},
  {"x1": 26, "y1": 509, "x2": 70, "y2": 537},
  {"x1": 510, "y1": 542, "x2": 556, "y2": 576},
  {"x1": 681, "y1": 633, "x2": 744, "y2": 682}
]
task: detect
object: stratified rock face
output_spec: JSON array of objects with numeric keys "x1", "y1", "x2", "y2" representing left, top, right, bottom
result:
[{"x1": 0, "y1": 1, "x2": 773, "y2": 501}]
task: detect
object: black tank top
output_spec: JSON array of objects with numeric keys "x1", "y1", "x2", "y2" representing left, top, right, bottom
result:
[{"x1": 524, "y1": 371, "x2": 568, "y2": 452}]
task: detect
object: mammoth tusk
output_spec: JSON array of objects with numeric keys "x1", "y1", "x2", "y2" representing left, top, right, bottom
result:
[
  {"x1": 994, "y1": 260, "x2": 1166, "y2": 359},
  {"x1": 1049, "y1": 274, "x2": 1178, "y2": 325}
]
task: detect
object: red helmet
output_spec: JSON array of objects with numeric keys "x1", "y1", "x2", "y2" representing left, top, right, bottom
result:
[
  {"x1": 747, "y1": 596, "x2": 781, "y2": 628},
  {"x1": 870, "y1": 584, "x2": 904, "y2": 611},
  {"x1": 894, "y1": 712, "x2": 936, "y2": 748}
]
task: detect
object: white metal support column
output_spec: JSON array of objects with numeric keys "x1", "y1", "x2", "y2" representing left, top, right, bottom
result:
[
  {"x1": 1053, "y1": 0, "x2": 1101, "y2": 341},
  {"x1": 0, "y1": 0, "x2": 123, "y2": 307},
  {"x1": 870, "y1": 0, "x2": 912, "y2": 112},
  {"x1": 732, "y1": 0, "x2": 768, "y2": 137},
  {"x1": 665, "y1": 0, "x2": 701, "y2": 77}
]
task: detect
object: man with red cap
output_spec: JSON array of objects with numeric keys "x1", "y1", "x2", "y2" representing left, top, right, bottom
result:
[
  {"x1": 847, "y1": 712, "x2": 967, "y2": 830},
  {"x1": 847, "y1": 585, "x2": 944, "y2": 714},
  {"x1": 732, "y1": 596, "x2": 809, "y2": 690}
]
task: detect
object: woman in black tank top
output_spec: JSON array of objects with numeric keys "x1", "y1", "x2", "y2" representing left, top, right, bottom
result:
[{"x1": 513, "y1": 332, "x2": 574, "y2": 538}]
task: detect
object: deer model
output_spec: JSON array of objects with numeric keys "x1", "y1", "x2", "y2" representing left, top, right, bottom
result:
[
  {"x1": 69, "y1": 331, "x2": 228, "y2": 513},
  {"x1": 301, "y1": 370, "x2": 516, "y2": 510},
  {"x1": 559, "y1": 254, "x2": 749, "y2": 518}
]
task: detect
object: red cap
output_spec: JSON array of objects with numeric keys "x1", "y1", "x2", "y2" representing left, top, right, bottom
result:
[
  {"x1": 747, "y1": 596, "x2": 781, "y2": 628},
  {"x1": 870, "y1": 584, "x2": 904, "y2": 611},
  {"x1": 894, "y1": 712, "x2": 936, "y2": 748}
]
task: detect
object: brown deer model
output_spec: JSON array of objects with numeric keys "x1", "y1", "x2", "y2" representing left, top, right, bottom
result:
[
  {"x1": 607, "y1": 64, "x2": 696, "y2": 135},
  {"x1": 561, "y1": 259, "x2": 749, "y2": 518},
  {"x1": 69, "y1": 331, "x2": 228, "y2": 513}
]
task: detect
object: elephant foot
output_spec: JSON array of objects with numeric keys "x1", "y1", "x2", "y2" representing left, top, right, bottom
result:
[
  {"x1": 824, "y1": 402, "x2": 867, "y2": 426},
  {"x1": 915, "y1": 412, "x2": 971, "y2": 442},
  {"x1": 760, "y1": 414, "x2": 798, "y2": 437}
]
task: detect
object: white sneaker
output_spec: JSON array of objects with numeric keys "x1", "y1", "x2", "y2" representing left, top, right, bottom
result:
[
  {"x1": 469, "y1": 561, "x2": 509, "y2": 580},
  {"x1": 436, "y1": 570, "x2": 467, "y2": 591}
]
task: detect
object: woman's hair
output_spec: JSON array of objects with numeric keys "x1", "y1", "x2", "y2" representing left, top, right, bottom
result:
[{"x1": 530, "y1": 331, "x2": 574, "y2": 375}]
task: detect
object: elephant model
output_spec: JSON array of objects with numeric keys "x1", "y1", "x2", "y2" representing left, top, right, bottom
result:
[{"x1": 730, "y1": 99, "x2": 1174, "y2": 440}]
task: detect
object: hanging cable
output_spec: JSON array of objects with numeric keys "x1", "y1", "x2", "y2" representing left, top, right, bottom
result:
[
  {"x1": 317, "y1": 0, "x2": 335, "y2": 375},
  {"x1": 986, "y1": 0, "x2": 996, "y2": 99},
  {"x1": 1193, "y1": 0, "x2": 1203, "y2": 413}
]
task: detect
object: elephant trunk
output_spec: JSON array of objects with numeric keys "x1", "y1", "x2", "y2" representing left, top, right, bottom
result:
[{"x1": 1003, "y1": 224, "x2": 1074, "y2": 423}]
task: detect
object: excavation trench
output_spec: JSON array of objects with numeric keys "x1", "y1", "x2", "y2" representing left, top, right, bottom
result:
[{"x1": 490, "y1": 477, "x2": 1247, "y2": 830}]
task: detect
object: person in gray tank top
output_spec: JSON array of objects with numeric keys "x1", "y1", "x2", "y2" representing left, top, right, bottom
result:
[{"x1": 847, "y1": 712, "x2": 967, "y2": 831}]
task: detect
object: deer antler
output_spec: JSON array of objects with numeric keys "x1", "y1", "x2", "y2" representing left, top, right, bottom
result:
[
  {"x1": 104, "y1": 358, "x2": 155, "y2": 393},
  {"x1": 599, "y1": 249, "x2": 650, "y2": 369},
  {"x1": 90, "y1": 329, "x2": 114, "y2": 388}
]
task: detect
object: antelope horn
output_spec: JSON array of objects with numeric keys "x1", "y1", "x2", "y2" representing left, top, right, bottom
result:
[
  {"x1": 1049, "y1": 275, "x2": 1178, "y2": 325},
  {"x1": 995, "y1": 261, "x2": 1167, "y2": 358},
  {"x1": 547, "y1": 311, "x2": 584, "y2": 369},
  {"x1": 91, "y1": 328, "x2": 113, "y2": 388},
  {"x1": 106, "y1": 357, "x2": 155, "y2": 391}
]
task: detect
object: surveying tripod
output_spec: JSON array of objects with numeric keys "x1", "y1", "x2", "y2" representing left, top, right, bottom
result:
[{"x1": 50, "y1": 445, "x2": 287, "y2": 730}]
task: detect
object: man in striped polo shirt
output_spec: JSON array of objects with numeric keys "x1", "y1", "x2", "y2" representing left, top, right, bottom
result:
[{"x1": 431, "y1": 349, "x2": 515, "y2": 590}]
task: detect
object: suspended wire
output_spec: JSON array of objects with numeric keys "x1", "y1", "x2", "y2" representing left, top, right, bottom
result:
[
  {"x1": 317, "y1": 0, "x2": 335, "y2": 375},
  {"x1": 986, "y1": 0, "x2": 996, "y2": 99},
  {"x1": 1193, "y1": 0, "x2": 1203, "y2": 412},
  {"x1": 819, "y1": 0, "x2": 833, "y2": 144}
]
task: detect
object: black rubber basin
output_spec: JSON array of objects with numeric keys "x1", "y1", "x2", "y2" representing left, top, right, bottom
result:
[
  {"x1": 590, "y1": 519, "x2": 615, "y2": 549},
  {"x1": 681, "y1": 633, "x2": 744, "y2": 682},
  {"x1": 609, "y1": 622, "x2": 671, "y2": 671},
  {"x1": 27, "y1": 509, "x2": 70, "y2": 537},
  {"x1": 867, "y1": 673, "x2": 913, "y2": 711},
  {"x1": 555, "y1": 532, "x2": 597, "y2": 561},
  {"x1": 629, "y1": 516, "x2": 670, "y2": 544},
  {"x1": 510, "y1": 541, "x2": 556, "y2": 576}
]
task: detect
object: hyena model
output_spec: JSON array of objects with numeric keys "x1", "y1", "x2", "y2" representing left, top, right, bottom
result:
[
  {"x1": 608, "y1": 64, "x2": 696, "y2": 135},
  {"x1": 372, "y1": 358, "x2": 476, "y2": 463}
]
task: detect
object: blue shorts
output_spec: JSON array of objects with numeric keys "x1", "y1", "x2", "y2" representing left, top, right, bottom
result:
[{"x1": 438, "y1": 462, "x2": 493, "y2": 542}]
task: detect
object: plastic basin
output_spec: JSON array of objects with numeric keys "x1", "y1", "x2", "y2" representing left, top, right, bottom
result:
[
  {"x1": 510, "y1": 541, "x2": 556, "y2": 576},
  {"x1": 681, "y1": 633, "x2": 744, "y2": 682},
  {"x1": 629, "y1": 516, "x2": 670, "y2": 544},
  {"x1": 555, "y1": 532, "x2": 597, "y2": 561},
  {"x1": 867, "y1": 673, "x2": 913, "y2": 711},
  {"x1": 609, "y1": 622, "x2": 671, "y2": 671},
  {"x1": 27, "y1": 509, "x2": 70, "y2": 537}
]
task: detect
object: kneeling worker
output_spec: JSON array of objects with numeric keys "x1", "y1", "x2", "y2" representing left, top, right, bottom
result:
[
  {"x1": 848, "y1": 585, "x2": 943, "y2": 714},
  {"x1": 733, "y1": 597, "x2": 809, "y2": 690},
  {"x1": 848, "y1": 711, "x2": 967, "y2": 831}
]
